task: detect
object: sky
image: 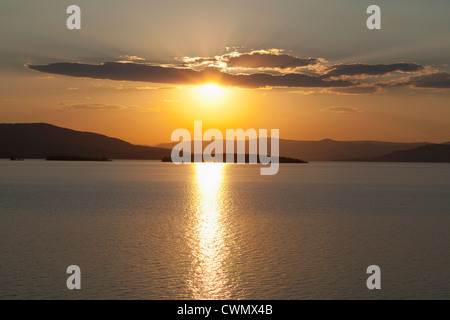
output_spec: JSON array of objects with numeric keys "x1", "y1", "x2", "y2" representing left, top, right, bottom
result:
[{"x1": 1, "y1": 0, "x2": 450, "y2": 145}]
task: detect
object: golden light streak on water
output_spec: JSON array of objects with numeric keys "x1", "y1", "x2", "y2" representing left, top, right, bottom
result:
[{"x1": 188, "y1": 163, "x2": 231, "y2": 299}]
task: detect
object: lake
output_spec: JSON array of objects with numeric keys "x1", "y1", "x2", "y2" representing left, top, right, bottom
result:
[{"x1": 0, "y1": 160, "x2": 449, "y2": 299}]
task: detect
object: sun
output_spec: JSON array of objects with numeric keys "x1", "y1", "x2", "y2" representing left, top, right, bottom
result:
[
  {"x1": 191, "y1": 83, "x2": 228, "y2": 108},
  {"x1": 201, "y1": 83, "x2": 222, "y2": 99}
]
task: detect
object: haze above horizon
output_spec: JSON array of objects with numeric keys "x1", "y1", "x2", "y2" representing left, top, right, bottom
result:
[{"x1": 1, "y1": 0, "x2": 450, "y2": 145}]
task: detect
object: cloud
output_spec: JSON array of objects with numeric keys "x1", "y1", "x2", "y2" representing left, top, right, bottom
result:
[
  {"x1": 60, "y1": 103, "x2": 142, "y2": 110},
  {"x1": 180, "y1": 57, "x2": 218, "y2": 67},
  {"x1": 323, "y1": 63, "x2": 423, "y2": 78},
  {"x1": 324, "y1": 86, "x2": 381, "y2": 95},
  {"x1": 377, "y1": 72, "x2": 450, "y2": 89},
  {"x1": 224, "y1": 50, "x2": 319, "y2": 69},
  {"x1": 29, "y1": 62, "x2": 201, "y2": 84},
  {"x1": 27, "y1": 50, "x2": 449, "y2": 91},
  {"x1": 321, "y1": 106, "x2": 362, "y2": 113},
  {"x1": 119, "y1": 55, "x2": 146, "y2": 61},
  {"x1": 226, "y1": 71, "x2": 354, "y2": 88},
  {"x1": 161, "y1": 99, "x2": 181, "y2": 103},
  {"x1": 116, "y1": 55, "x2": 149, "y2": 63},
  {"x1": 28, "y1": 62, "x2": 355, "y2": 88},
  {"x1": 135, "y1": 86, "x2": 181, "y2": 90},
  {"x1": 156, "y1": 86, "x2": 182, "y2": 90},
  {"x1": 180, "y1": 49, "x2": 320, "y2": 71},
  {"x1": 406, "y1": 72, "x2": 450, "y2": 88}
]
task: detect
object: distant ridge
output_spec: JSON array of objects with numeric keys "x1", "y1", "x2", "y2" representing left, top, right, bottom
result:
[
  {"x1": 1, "y1": 123, "x2": 448, "y2": 162},
  {"x1": 157, "y1": 138, "x2": 432, "y2": 161},
  {"x1": 0, "y1": 123, "x2": 170, "y2": 160},
  {"x1": 278, "y1": 138, "x2": 431, "y2": 161},
  {"x1": 347, "y1": 144, "x2": 450, "y2": 163}
]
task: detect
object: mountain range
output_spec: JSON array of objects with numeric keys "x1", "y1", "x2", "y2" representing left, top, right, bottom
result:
[{"x1": 1, "y1": 123, "x2": 449, "y2": 162}]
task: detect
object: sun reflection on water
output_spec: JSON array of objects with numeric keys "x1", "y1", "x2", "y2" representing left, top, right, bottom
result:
[{"x1": 188, "y1": 163, "x2": 231, "y2": 299}]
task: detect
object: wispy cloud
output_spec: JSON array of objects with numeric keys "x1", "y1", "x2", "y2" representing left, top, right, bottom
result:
[
  {"x1": 136, "y1": 86, "x2": 181, "y2": 90},
  {"x1": 323, "y1": 86, "x2": 382, "y2": 95},
  {"x1": 61, "y1": 103, "x2": 124, "y2": 110},
  {"x1": 321, "y1": 106, "x2": 362, "y2": 113},
  {"x1": 60, "y1": 102, "x2": 147, "y2": 111},
  {"x1": 161, "y1": 99, "x2": 181, "y2": 103},
  {"x1": 116, "y1": 55, "x2": 149, "y2": 63}
]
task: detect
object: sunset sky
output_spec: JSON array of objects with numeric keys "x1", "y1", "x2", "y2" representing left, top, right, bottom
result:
[{"x1": 1, "y1": 0, "x2": 450, "y2": 145}]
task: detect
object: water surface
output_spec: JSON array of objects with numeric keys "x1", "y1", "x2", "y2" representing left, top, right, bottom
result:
[{"x1": 0, "y1": 160, "x2": 449, "y2": 299}]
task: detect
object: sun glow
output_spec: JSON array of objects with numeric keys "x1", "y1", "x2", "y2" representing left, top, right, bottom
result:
[{"x1": 200, "y1": 83, "x2": 222, "y2": 99}]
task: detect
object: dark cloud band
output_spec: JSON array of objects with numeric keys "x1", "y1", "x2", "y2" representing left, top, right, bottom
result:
[
  {"x1": 28, "y1": 62, "x2": 355, "y2": 88},
  {"x1": 407, "y1": 72, "x2": 450, "y2": 88},
  {"x1": 324, "y1": 63, "x2": 423, "y2": 78}
]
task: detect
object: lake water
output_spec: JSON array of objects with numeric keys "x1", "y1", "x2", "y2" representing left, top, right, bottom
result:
[{"x1": 0, "y1": 160, "x2": 449, "y2": 299}]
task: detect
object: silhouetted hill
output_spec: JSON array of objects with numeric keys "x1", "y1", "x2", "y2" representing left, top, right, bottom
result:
[
  {"x1": 278, "y1": 139, "x2": 430, "y2": 161},
  {"x1": 351, "y1": 144, "x2": 450, "y2": 162},
  {"x1": 157, "y1": 139, "x2": 429, "y2": 161},
  {"x1": 2, "y1": 123, "x2": 447, "y2": 162},
  {"x1": 0, "y1": 123, "x2": 170, "y2": 160}
]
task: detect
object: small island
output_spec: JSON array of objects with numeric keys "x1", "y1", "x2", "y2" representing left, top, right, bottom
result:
[
  {"x1": 162, "y1": 154, "x2": 308, "y2": 163},
  {"x1": 10, "y1": 156, "x2": 24, "y2": 161},
  {"x1": 46, "y1": 155, "x2": 111, "y2": 162}
]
